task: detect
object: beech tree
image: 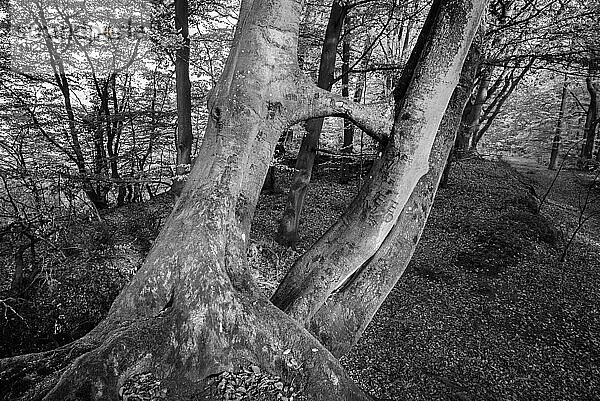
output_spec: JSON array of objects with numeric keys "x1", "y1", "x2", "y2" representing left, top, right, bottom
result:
[{"x1": 0, "y1": 0, "x2": 487, "y2": 399}]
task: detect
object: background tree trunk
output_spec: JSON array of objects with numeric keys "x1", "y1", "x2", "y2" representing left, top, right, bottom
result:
[
  {"x1": 549, "y1": 74, "x2": 569, "y2": 170},
  {"x1": 172, "y1": 0, "x2": 194, "y2": 196},
  {"x1": 340, "y1": 16, "x2": 353, "y2": 184},
  {"x1": 278, "y1": 0, "x2": 348, "y2": 246},
  {"x1": 464, "y1": 64, "x2": 491, "y2": 153},
  {"x1": 580, "y1": 69, "x2": 598, "y2": 161}
]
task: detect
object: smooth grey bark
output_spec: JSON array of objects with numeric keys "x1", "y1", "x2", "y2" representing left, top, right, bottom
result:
[
  {"x1": 309, "y1": 33, "x2": 483, "y2": 356},
  {"x1": 272, "y1": 0, "x2": 489, "y2": 328}
]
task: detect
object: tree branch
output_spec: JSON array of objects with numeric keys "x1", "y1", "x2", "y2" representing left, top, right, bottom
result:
[{"x1": 288, "y1": 85, "x2": 391, "y2": 144}]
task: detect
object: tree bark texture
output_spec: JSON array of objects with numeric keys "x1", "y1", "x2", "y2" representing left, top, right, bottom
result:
[
  {"x1": 272, "y1": 0, "x2": 488, "y2": 328},
  {"x1": 308, "y1": 32, "x2": 483, "y2": 357}
]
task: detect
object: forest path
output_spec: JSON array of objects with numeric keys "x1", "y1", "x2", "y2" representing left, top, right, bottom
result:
[{"x1": 504, "y1": 155, "x2": 600, "y2": 250}]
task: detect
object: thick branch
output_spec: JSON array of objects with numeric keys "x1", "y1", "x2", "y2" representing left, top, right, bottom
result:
[{"x1": 289, "y1": 84, "x2": 391, "y2": 143}]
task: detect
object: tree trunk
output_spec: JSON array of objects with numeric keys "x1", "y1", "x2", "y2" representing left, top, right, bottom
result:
[
  {"x1": 109, "y1": 75, "x2": 128, "y2": 206},
  {"x1": 580, "y1": 74, "x2": 598, "y2": 161},
  {"x1": 0, "y1": 0, "x2": 487, "y2": 399},
  {"x1": 277, "y1": 0, "x2": 348, "y2": 245},
  {"x1": 341, "y1": 16, "x2": 353, "y2": 184},
  {"x1": 454, "y1": 91, "x2": 475, "y2": 156},
  {"x1": 464, "y1": 64, "x2": 491, "y2": 152},
  {"x1": 309, "y1": 33, "x2": 483, "y2": 356},
  {"x1": 262, "y1": 165, "x2": 277, "y2": 192},
  {"x1": 549, "y1": 74, "x2": 569, "y2": 170},
  {"x1": 101, "y1": 74, "x2": 123, "y2": 206},
  {"x1": 399, "y1": 0, "x2": 418, "y2": 63},
  {"x1": 172, "y1": 0, "x2": 194, "y2": 196},
  {"x1": 272, "y1": 0, "x2": 487, "y2": 329}
]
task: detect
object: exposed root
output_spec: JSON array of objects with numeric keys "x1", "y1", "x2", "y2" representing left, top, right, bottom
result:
[
  {"x1": 43, "y1": 316, "x2": 173, "y2": 401},
  {"x1": 5, "y1": 293, "x2": 371, "y2": 401},
  {"x1": 0, "y1": 338, "x2": 99, "y2": 401}
]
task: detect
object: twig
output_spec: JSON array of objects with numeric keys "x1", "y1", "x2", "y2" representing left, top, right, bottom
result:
[
  {"x1": 0, "y1": 298, "x2": 27, "y2": 324},
  {"x1": 538, "y1": 140, "x2": 583, "y2": 213},
  {"x1": 560, "y1": 169, "x2": 600, "y2": 262}
]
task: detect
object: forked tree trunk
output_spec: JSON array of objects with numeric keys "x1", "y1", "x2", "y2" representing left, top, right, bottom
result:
[
  {"x1": 0, "y1": 0, "x2": 487, "y2": 399},
  {"x1": 308, "y1": 32, "x2": 483, "y2": 356}
]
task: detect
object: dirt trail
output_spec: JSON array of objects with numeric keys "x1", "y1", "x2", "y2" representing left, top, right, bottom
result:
[{"x1": 504, "y1": 155, "x2": 600, "y2": 249}]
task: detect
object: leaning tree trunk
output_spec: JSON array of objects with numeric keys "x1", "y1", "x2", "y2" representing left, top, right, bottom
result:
[
  {"x1": 0, "y1": 0, "x2": 487, "y2": 399},
  {"x1": 272, "y1": 0, "x2": 487, "y2": 329},
  {"x1": 308, "y1": 29, "x2": 483, "y2": 356}
]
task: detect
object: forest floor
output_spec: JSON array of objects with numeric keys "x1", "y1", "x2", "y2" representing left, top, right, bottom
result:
[
  {"x1": 1, "y1": 157, "x2": 599, "y2": 400},
  {"x1": 339, "y1": 156, "x2": 600, "y2": 401}
]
